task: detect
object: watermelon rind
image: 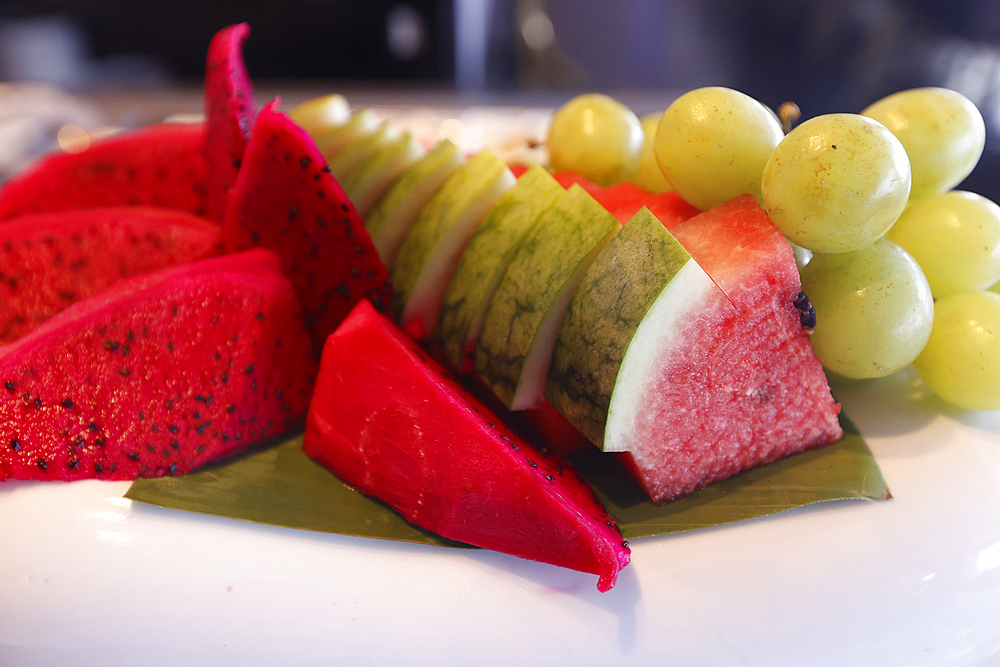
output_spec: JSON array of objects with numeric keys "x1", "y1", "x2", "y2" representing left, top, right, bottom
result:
[
  {"x1": 328, "y1": 121, "x2": 399, "y2": 181},
  {"x1": 475, "y1": 184, "x2": 620, "y2": 410},
  {"x1": 366, "y1": 139, "x2": 463, "y2": 265},
  {"x1": 545, "y1": 206, "x2": 716, "y2": 449},
  {"x1": 434, "y1": 164, "x2": 564, "y2": 371},
  {"x1": 338, "y1": 131, "x2": 424, "y2": 217},
  {"x1": 391, "y1": 149, "x2": 516, "y2": 337}
]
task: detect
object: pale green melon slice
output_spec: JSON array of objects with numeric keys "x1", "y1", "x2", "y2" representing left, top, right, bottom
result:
[
  {"x1": 338, "y1": 131, "x2": 424, "y2": 217},
  {"x1": 313, "y1": 108, "x2": 379, "y2": 163},
  {"x1": 328, "y1": 121, "x2": 398, "y2": 181},
  {"x1": 545, "y1": 207, "x2": 719, "y2": 449},
  {"x1": 391, "y1": 149, "x2": 516, "y2": 338},
  {"x1": 288, "y1": 94, "x2": 350, "y2": 136},
  {"x1": 434, "y1": 165, "x2": 565, "y2": 371},
  {"x1": 475, "y1": 184, "x2": 620, "y2": 410},
  {"x1": 366, "y1": 139, "x2": 463, "y2": 265}
]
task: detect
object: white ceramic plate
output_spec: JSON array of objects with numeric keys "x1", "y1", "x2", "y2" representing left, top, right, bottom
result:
[{"x1": 2, "y1": 366, "x2": 999, "y2": 667}]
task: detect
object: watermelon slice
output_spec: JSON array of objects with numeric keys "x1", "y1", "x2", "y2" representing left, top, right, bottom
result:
[
  {"x1": 203, "y1": 22, "x2": 258, "y2": 221},
  {"x1": 303, "y1": 299, "x2": 630, "y2": 592},
  {"x1": 0, "y1": 123, "x2": 209, "y2": 219},
  {"x1": 548, "y1": 195, "x2": 842, "y2": 503},
  {"x1": 593, "y1": 181, "x2": 700, "y2": 226},
  {"x1": 221, "y1": 100, "x2": 392, "y2": 351},
  {"x1": 0, "y1": 206, "x2": 221, "y2": 344}
]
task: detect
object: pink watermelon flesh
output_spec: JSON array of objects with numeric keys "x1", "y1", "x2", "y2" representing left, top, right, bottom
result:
[
  {"x1": 616, "y1": 195, "x2": 842, "y2": 503},
  {"x1": 303, "y1": 299, "x2": 630, "y2": 592},
  {"x1": 0, "y1": 249, "x2": 317, "y2": 482},
  {"x1": 203, "y1": 22, "x2": 258, "y2": 221},
  {"x1": 0, "y1": 206, "x2": 221, "y2": 344},
  {"x1": 593, "y1": 181, "x2": 700, "y2": 226},
  {"x1": 222, "y1": 100, "x2": 392, "y2": 352},
  {"x1": 0, "y1": 123, "x2": 209, "y2": 219}
]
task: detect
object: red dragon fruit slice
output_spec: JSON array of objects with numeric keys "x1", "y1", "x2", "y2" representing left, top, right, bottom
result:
[
  {"x1": 0, "y1": 249, "x2": 317, "y2": 482},
  {"x1": 222, "y1": 100, "x2": 392, "y2": 351},
  {"x1": 0, "y1": 206, "x2": 221, "y2": 344},
  {"x1": 203, "y1": 22, "x2": 257, "y2": 220},
  {"x1": 303, "y1": 299, "x2": 630, "y2": 592},
  {"x1": 0, "y1": 123, "x2": 209, "y2": 219}
]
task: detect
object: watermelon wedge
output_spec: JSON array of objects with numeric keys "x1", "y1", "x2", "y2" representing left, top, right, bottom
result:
[
  {"x1": 221, "y1": 100, "x2": 392, "y2": 351},
  {"x1": 0, "y1": 123, "x2": 209, "y2": 219},
  {"x1": 548, "y1": 195, "x2": 842, "y2": 503},
  {"x1": 303, "y1": 299, "x2": 630, "y2": 592}
]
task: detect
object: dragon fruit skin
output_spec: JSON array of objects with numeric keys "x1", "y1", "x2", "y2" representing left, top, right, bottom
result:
[
  {"x1": 0, "y1": 123, "x2": 210, "y2": 220},
  {"x1": 0, "y1": 206, "x2": 222, "y2": 344},
  {"x1": 204, "y1": 22, "x2": 257, "y2": 221},
  {"x1": 0, "y1": 249, "x2": 317, "y2": 482},
  {"x1": 303, "y1": 299, "x2": 630, "y2": 592},
  {"x1": 222, "y1": 100, "x2": 392, "y2": 352}
]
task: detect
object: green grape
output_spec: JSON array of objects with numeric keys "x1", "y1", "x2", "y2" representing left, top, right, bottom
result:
[
  {"x1": 654, "y1": 86, "x2": 783, "y2": 210},
  {"x1": 800, "y1": 238, "x2": 934, "y2": 379},
  {"x1": 761, "y1": 113, "x2": 911, "y2": 253},
  {"x1": 288, "y1": 94, "x2": 351, "y2": 136},
  {"x1": 547, "y1": 93, "x2": 643, "y2": 187},
  {"x1": 634, "y1": 112, "x2": 673, "y2": 193},
  {"x1": 914, "y1": 290, "x2": 1000, "y2": 410},
  {"x1": 862, "y1": 87, "x2": 986, "y2": 201},
  {"x1": 886, "y1": 190, "x2": 1000, "y2": 297}
]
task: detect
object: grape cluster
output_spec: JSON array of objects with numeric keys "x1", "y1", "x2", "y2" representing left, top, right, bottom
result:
[{"x1": 546, "y1": 86, "x2": 1000, "y2": 411}]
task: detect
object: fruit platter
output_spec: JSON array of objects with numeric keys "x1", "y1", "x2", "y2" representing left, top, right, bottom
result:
[{"x1": 2, "y1": 24, "x2": 1000, "y2": 666}]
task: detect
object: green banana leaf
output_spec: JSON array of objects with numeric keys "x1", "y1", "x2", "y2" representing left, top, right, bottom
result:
[{"x1": 125, "y1": 410, "x2": 889, "y2": 544}]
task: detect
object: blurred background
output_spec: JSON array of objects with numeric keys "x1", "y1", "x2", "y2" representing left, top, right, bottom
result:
[{"x1": 0, "y1": 0, "x2": 998, "y2": 196}]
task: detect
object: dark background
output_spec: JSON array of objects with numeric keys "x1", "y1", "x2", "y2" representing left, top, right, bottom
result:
[{"x1": 0, "y1": 0, "x2": 997, "y2": 198}]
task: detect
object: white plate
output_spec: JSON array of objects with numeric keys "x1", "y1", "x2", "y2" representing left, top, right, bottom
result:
[{"x1": 2, "y1": 366, "x2": 999, "y2": 667}]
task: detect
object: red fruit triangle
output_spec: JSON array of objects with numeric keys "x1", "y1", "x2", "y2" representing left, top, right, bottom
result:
[
  {"x1": 304, "y1": 299, "x2": 630, "y2": 591},
  {"x1": 204, "y1": 22, "x2": 257, "y2": 220},
  {"x1": 221, "y1": 99, "x2": 392, "y2": 351}
]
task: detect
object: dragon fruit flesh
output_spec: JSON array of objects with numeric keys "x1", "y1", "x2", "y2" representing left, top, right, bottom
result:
[
  {"x1": 222, "y1": 100, "x2": 392, "y2": 351},
  {"x1": 0, "y1": 249, "x2": 317, "y2": 481},
  {"x1": 203, "y1": 22, "x2": 257, "y2": 221},
  {"x1": 0, "y1": 122, "x2": 210, "y2": 219},
  {"x1": 0, "y1": 206, "x2": 221, "y2": 344},
  {"x1": 304, "y1": 299, "x2": 630, "y2": 592}
]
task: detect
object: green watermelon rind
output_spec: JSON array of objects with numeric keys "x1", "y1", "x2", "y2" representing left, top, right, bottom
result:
[
  {"x1": 338, "y1": 131, "x2": 424, "y2": 216},
  {"x1": 391, "y1": 149, "x2": 515, "y2": 334},
  {"x1": 475, "y1": 184, "x2": 620, "y2": 409},
  {"x1": 434, "y1": 165, "x2": 565, "y2": 370},
  {"x1": 545, "y1": 206, "x2": 711, "y2": 448},
  {"x1": 366, "y1": 139, "x2": 462, "y2": 265}
]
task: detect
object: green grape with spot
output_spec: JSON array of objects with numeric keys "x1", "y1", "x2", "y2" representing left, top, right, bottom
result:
[
  {"x1": 886, "y1": 190, "x2": 1000, "y2": 297},
  {"x1": 862, "y1": 87, "x2": 985, "y2": 201},
  {"x1": 761, "y1": 113, "x2": 911, "y2": 253},
  {"x1": 654, "y1": 86, "x2": 783, "y2": 210},
  {"x1": 914, "y1": 290, "x2": 1000, "y2": 410},
  {"x1": 547, "y1": 93, "x2": 643, "y2": 187},
  {"x1": 800, "y1": 238, "x2": 934, "y2": 379}
]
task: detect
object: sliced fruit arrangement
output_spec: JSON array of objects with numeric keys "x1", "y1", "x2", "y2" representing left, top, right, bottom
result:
[{"x1": 13, "y1": 18, "x2": 995, "y2": 589}]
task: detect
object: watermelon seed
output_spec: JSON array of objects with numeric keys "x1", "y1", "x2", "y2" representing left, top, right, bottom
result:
[
  {"x1": 68, "y1": 459, "x2": 80, "y2": 469},
  {"x1": 168, "y1": 463, "x2": 177, "y2": 475},
  {"x1": 244, "y1": 364, "x2": 254, "y2": 374},
  {"x1": 528, "y1": 461, "x2": 538, "y2": 468},
  {"x1": 168, "y1": 425, "x2": 179, "y2": 434},
  {"x1": 170, "y1": 440, "x2": 179, "y2": 450},
  {"x1": 4, "y1": 380, "x2": 14, "y2": 391},
  {"x1": 545, "y1": 475, "x2": 554, "y2": 481},
  {"x1": 299, "y1": 156, "x2": 311, "y2": 169},
  {"x1": 118, "y1": 368, "x2": 130, "y2": 377},
  {"x1": 127, "y1": 453, "x2": 139, "y2": 461},
  {"x1": 146, "y1": 444, "x2": 155, "y2": 454},
  {"x1": 226, "y1": 404, "x2": 236, "y2": 413},
  {"x1": 61, "y1": 398, "x2": 74, "y2": 409},
  {"x1": 104, "y1": 340, "x2": 119, "y2": 352},
  {"x1": 9, "y1": 439, "x2": 20, "y2": 451},
  {"x1": 88, "y1": 422, "x2": 98, "y2": 431},
  {"x1": 37, "y1": 457, "x2": 47, "y2": 471}
]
